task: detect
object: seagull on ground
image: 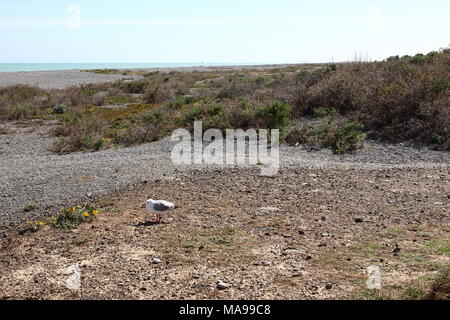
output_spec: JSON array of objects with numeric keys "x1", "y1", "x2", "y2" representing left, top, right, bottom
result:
[{"x1": 143, "y1": 199, "x2": 176, "y2": 223}]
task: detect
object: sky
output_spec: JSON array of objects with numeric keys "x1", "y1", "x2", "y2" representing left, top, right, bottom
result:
[{"x1": 0, "y1": 0, "x2": 449, "y2": 63}]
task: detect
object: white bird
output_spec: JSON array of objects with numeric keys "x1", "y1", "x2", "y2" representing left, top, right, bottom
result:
[{"x1": 144, "y1": 199, "x2": 176, "y2": 223}]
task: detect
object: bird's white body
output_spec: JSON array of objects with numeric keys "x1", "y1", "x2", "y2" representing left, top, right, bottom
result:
[{"x1": 145, "y1": 199, "x2": 175, "y2": 223}]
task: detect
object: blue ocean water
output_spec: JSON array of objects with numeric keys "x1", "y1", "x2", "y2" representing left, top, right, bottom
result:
[{"x1": 0, "y1": 62, "x2": 253, "y2": 72}]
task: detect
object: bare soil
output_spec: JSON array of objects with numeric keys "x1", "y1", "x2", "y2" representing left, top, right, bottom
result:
[{"x1": 0, "y1": 168, "x2": 448, "y2": 300}]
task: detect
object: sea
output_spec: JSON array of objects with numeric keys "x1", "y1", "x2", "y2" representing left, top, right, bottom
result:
[{"x1": 0, "y1": 63, "x2": 254, "y2": 73}]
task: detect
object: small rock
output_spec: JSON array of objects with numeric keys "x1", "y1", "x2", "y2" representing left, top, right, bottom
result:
[
  {"x1": 257, "y1": 207, "x2": 281, "y2": 212},
  {"x1": 216, "y1": 281, "x2": 229, "y2": 290},
  {"x1": 305, "y1": 255, "x2": 313, "y2": 261},
  {"x1": 354, "y1": 218, "x2": 364, "y2": 223},
  {"x1": 298, "y1": 230, "x2": 305, "y2": 235},
  {"x1": 325, "y1": 284, "x2": 333, "y2": 290},
  {"x1": 52, "y1": 104, "x2": 67, "y2": 114},
  {"x1": 151, "y1": 258, "x2": 161, "y2": 264}
]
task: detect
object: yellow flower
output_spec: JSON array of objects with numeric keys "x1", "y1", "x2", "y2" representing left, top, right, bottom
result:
[
  {"x1": 39, "y1": 221, "x2": 45, "y2": 226},
  {"x1": 92, "y1": 210, "x2": 99, "y2": 215},
  {"x1": 83, "y1": 212, "x2": 89, "y2": 217}
]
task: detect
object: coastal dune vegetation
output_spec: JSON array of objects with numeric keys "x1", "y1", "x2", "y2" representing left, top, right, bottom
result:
[{"x1": 0, "y1": 49, "x2": 448, "y2": 153}]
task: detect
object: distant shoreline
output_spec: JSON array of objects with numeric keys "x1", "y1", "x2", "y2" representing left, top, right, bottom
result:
[
  {"x1": 0, "y1": 64, "x2": 318, "y2": 89},
  {"x1": 0, "y1": 62, "x2": 308, "y2": 73}
]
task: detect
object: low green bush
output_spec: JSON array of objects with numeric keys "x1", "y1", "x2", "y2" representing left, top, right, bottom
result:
[
  {"x1": 286, "y1": 116, "x2": 366, "y2": 154},
  {"x1": 255, "y1": 101, "x2": 292, "y2": 138},
  {"x1": 334, "y1": 121, "x2": 367, "y2": 154},
  {"x1": 52, "y1": 205, "x2": 100, "y2": 230},
  {"x1": 119, "y1": 80, "x2": 148, "y2": 94}
]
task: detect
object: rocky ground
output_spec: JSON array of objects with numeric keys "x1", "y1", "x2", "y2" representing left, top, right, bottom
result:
[
  {"x1": 1, "y1": 65, "x2": 448, "y2": 300},
  {"x1": 1, "y1": 121, "x2": 449, "y2": 231},
  {"x1": 0, "y1": 167, "x2": 448, "y2": 300},
  {"x1": 0, "y1": 121, "x2": 448, "y2": 300}
]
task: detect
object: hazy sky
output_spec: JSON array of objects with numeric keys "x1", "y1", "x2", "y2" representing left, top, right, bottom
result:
[{"x1": 0, "y1": 0, "x2": 448, "y2": 63}]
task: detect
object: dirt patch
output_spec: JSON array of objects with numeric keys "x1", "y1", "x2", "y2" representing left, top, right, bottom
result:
[{"x1": 0, "y1": 168, "x2": 448, "y2": 300}]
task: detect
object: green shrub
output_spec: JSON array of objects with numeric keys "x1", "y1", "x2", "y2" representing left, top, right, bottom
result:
[
  {"x1": 52, "y1": 104, "x2": 67, "y2": 114},
  {"x1": 327, "y1": 63, "x2": 337, "y2": 72},
  {"x1": 226, "y1": 101, "x2": 258, "y2": 129},
  {"x1": 5, "y1": 106, "x2": 28, "y2": 120},
  {"x1": 255, "y1": 101, "x2": 292, "y2": 138},
  {"x1": 425, "y1": 268, "x2": 450, "y2": 300},
  {"x1": 166, "y1": 96, "x2": 196, "y2": 109},
  {"x1": 86, "y1": 69, "x2": 120, "y2": 74},
  {"x1": 142, "y1": 82, "x2": 175, "y2": 104},
  {"x1": 314, "y1": 107, "x2": 334, "y2": 118},
  {"x1": 106, "y1": 95, "x2": 132, "y2": 105},
  {"x1": 119, "y1": 80, "x2": 148, "y2": 94},
  {"x1": 113, "y1": 108, "x2": 172, "y2": 146},
  {"x1": 206, "y1": 104, "x2": 223, "y2": 116},
  {"x1": 23, "y1": 205, "x2": 38, "y2": 212},
  {"x1": 431, "y1": 133, "x2": 443, "y2": 144},
  {"x1": 285, "y1": 127, "x2": 310, "y2": 146},
  {"x1": 184, "y1": 106, "x2": 204, "y2": 123},
  {"x1": 334, "y1": 121, "x2": 367, "y2": 154},
  {"x1": 143, "y1": 84, "x2": 161, "y2": 103},
  {"x1": 52, "y1": 205, "x2": 100, "y2": 230},
  {"x1": 287, "y1": 117, "x2": 366, "y2": 154},
  {"x1": 51, "y1": 113, "x2": 107, "y2": 153}
]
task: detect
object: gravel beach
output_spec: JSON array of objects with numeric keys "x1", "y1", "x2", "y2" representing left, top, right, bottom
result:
[
  {"x1": 0, "y1": 68, "x2": 448, "y2": 300},
  {"x1": 0, "y1": 70, "x2": 141, "y2": 89}
]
